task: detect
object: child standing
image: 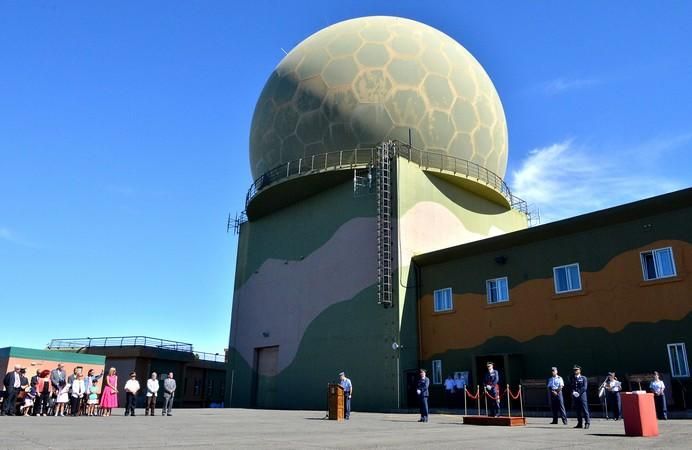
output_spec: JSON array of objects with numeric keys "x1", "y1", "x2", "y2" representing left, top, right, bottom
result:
[
  {"x1": 87, "y1": 379, "x2": 99, "y2": 416},
  {"x1": 55, "y1": 382, "x2": 69, "y2": 416},
  {"x1": 21, "y1": 387, "x2": 37, "y2": 416}
]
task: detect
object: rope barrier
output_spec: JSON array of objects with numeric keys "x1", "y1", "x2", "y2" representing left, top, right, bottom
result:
[{"x1": 464, "y1": 387, "x2": 480, "y2": 400}]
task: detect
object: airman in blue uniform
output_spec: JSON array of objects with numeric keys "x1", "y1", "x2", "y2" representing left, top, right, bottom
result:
[
  {"x1": 416, "y1": 368, "x2": 430, "y2": 422},
  {"x1": 338, "y1": 372, "x2": 352, "y2": 420},
  {"x1": 547, "y1": 366, "x2": 567, "y2": 425},
  {"x1": 483, "y1": 362, "x2": 500, "y2": 417},
  {"x1": 570, "y1": 365, "x2": 590, "y2": 429}
]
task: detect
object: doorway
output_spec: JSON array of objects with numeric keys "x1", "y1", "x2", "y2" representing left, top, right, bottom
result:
[{"x1": 254, "y1": 346, "x2": 279, "y2": 409}]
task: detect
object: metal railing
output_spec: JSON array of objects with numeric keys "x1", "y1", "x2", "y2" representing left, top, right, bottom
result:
[
  {"x1": 48, "y1": 336, "x2": 194, "y2": 353},
  {"x1": 244, "y1": 141, "x2": 530, "y2": 216},
  {"x1": 193, "y1": 351, "x2": 227, "y2": 363}
]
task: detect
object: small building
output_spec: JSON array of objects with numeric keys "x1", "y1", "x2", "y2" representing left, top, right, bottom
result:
[
  {"x1": 414, "y1": 188, "x2": 692, "y2": 410},
  {"x1": 0, "y1": 346, "x2": 105, "y2": 384},
  {"x1": 48, "y1": 336, "x2": 226, "y2": 408}
]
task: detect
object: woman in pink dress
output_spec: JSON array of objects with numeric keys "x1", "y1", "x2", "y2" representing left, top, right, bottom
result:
[{"x1": 100, "y1": 367, "x2": 118, "y2": 416}]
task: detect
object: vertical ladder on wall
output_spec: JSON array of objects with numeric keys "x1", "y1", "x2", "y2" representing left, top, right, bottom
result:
[{"x1": 377, "y1": 141, "x2": 393, "y2": 308}]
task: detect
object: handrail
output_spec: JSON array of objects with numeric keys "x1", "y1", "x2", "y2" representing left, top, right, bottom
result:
[
  {"x1": 46, "y1": 336, "x2": 228, "y2": 360},
  {"x1": 245, "y1": 141, "x2": 529, "y2": 216}
]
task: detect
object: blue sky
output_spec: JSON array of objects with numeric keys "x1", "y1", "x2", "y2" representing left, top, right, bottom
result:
[{"x1": 1, "y1": 1, "x2": 691, "y2": 353}]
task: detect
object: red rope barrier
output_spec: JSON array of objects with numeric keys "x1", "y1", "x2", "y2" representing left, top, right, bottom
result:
[
  {"x1": 507, "y1": 387, "x2": 521, "y2": 401},
  {"x1": 465, "y1": 387, "x2": 479, "y2": 400}
]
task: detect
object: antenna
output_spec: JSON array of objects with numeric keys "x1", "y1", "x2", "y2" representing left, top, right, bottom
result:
[{"x1": 280, "y1": 48, "x2": 288, "y2": 55}]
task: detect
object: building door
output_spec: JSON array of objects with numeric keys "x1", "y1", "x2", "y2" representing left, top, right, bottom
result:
[{"x1": 254, "y1": 346, "x2": 279, "y2": 409}]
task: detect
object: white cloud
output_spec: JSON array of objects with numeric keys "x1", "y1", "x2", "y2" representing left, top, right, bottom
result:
[
  {"x1": 511, "y1": 135, "x2": 692, "y2": 223},
  {"x1": 538, "y1": 78, "x2": 601, "y2": 95}
]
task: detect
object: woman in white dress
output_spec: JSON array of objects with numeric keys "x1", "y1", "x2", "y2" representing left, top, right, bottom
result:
[{"x1": 55, "y1": 383, "x2": 70, "y2": 416}]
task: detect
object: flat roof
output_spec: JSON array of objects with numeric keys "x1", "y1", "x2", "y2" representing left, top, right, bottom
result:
[
  {"x1": 413, "y1": 187, "x2": 692, "y2": 266},
  {"x1": 0, "y1": 347, "x2": 105, "y2": 365}
]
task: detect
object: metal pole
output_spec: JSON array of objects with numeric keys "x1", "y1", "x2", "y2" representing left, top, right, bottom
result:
[
  {"x1": 520, "y1": 385, "x2": 524, "y2": 418},
  {"x1": 507, "y1": 384, "x2": 511, "y2": 417},
  {"x1": 477, "y1": 386, "x2": 480, "y2": 416},
  {"x1": 464, "y1": 388, "x2": 467, "y2": 416},
  {"x1": 484, "y1": 388, "x2": 488, "y2": 416}
]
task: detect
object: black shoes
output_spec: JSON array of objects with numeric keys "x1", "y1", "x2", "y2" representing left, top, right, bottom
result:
[
  {"x1": 585, "y1": 423, "x2": 590, "y2": 429},
  {"x1": 574, "y1": 424, "x2": 583, "y2": 429},
  {"x1": 562, "y1": 419, "x2": 568, "y2": 425},
  {"x1": 550, "y1": 421, "x2": 558, "y2": 424}
]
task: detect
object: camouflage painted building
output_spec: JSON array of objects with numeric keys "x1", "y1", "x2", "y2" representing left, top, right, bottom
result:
[
  {"x1": 226, "y1": 16, "x2": 691, "y2": 411},
  {"x1": 415, "y1": 188, "x2": 692, "y2": 409},
  {"x1": 227, "y1": 16, "x2": 528, "y2": 411}
]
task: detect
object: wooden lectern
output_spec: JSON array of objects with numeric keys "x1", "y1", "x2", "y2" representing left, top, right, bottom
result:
[{"x1": 328, "y1": 383, "x2": 345, "y2": 420}]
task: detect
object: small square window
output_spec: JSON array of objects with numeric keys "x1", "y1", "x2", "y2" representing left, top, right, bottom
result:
[
  {"x1": 432, "y1": 360, "x2": 442, "y2": 384},
  {"x1": 553, "y1": 263, "x2": 582, "y2": 293},
  {"x1": 641, "y1": 247, "x2": 676, "y2": 280},
  {"x1": 433, "y1": 288, "x2": 453, "y2": 312},
  {"x1": 667, "y1": 343, "x2": 690, "y2": 378},
  {"x1": 486, "y1": 277, "x2": 509, "y2": 304}
]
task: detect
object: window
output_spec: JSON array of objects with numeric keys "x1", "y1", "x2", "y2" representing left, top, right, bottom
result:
[
  {"x1": 432, "y1": 360, "x2": 442, "y2": 384},
  {"x1": 553, "y1": 263, "x2": 582, "y2": 293},
  {"x1": 486, "y1": 277, "x2": 509, "y2": 304},
  {"x1": 641, "y1": 247, "x2": 676, "y2": 280},
  {"x1": 667, "y1": 343, "x2": 689, "y2": 378},
  {"x1": 433, "y1": 288, "x2": 453, "y2": 312}
]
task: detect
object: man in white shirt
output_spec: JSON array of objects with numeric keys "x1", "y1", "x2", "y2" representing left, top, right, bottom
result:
[
  {"x1": 454, "y1": 373, "x2": 466, "y2": 407},
  {"x1": 604, "y1": 372, "x2": 622, "y2": 420},
  {"x1": 145, "y1": 372, "x2": 160, "y2": 416},
  {"x1": 547, "y1": 366, "x2": 567, "y2": 425},
  {"x1": 2, "y1": 365, "x2": 22, "y2": 416},
  {"x1": 650, "y1": 371, "x2": 667, "y2": 420},
  {"x1": 124, "y1": 372, "x2": 140, "y2": 416}
]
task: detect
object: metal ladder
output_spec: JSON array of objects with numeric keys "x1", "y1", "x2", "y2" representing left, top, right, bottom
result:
[{"x1": 376, "y1": 141, "x2": 393, "y2": 308}]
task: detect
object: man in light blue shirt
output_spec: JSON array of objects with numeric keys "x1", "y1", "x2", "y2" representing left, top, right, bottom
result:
[
  {"x1": 547, "y1": 366, "x2": 567, "y2": 425},
  {"x1": 338, "y1": 372, "x2": 353, "y2": 420}
]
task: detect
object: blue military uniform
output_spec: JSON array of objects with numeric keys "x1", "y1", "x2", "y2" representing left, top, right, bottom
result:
[
  {"x1": 417, "y1": 370, "x2": 430, "y2": 422},
  {"x1": 338, "y1": 372, "x2": 352, "y2": 420},
  {"x1": 547, "y1": 367, "x2": 567, "y2": 425},
  {"x1": 570, "y1": 366, "x2": 590, "y2": 429},
  {"x1": 483, "y1": 364, "x2": 500, "y2": 417}
]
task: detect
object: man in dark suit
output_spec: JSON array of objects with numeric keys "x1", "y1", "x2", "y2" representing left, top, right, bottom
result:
[
  {"x1": 416, "y1": 368, "x2": 430, "y2": 422},
  {"x1": 484, "y1": 362, "x2": 501, "y2": 417},
  {"x1": 3, "y1": 365, "x2": 22, "y2": 416},
  {"x1": 571, "y1": 365, "x2": 590, "y2": 429}
]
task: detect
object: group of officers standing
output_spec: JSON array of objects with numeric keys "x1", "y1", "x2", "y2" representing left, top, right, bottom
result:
[{"x1": 340, "y1": 362, "x2": 670, "y2": 425}]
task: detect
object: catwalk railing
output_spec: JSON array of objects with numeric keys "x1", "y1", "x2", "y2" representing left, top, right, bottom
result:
[
  {"x1": 245, "y1": 141, "x2": 530, "y2": 216},
  {"x1": 48, "y1": 336, "x2": 226, "y2": 363}
]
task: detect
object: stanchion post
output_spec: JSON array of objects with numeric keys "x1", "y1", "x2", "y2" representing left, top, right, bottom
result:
[
  {"x1": 477, "y1": 385, "x2": 480, "y2": 416},
  {"x1": 507, "y1": 384, "x2": 511, "y2": 418},
  {"x1": 464, "y1": 388, "x2": 467, "y2": 416},
  {"x1": 484, "y1": 388, "x2": 488, "y2": 416},
  {"x1": 519, "y1": 385, "x2": 524, "y2": 418}
]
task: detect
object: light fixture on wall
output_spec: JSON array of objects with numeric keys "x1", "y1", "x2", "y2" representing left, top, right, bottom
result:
[{"x1": 392, "y1": 342, "x2": 403, "y2": 351}]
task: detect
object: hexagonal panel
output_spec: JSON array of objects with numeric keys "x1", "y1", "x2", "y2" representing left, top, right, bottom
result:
[
  {"x1": 281, "y1": 134, "x2": 304, "y2": 161},
  {"x1": 420, "y1": 48, "x2": 450, "y2": 76},
  {"x1": 423, "y1": 74, "x2": 454, "y2": 109},
  {"x1": 391, "y1": 34, "x2": 420, "y2": 56},
  {"x1": 351, "y1": 104, "x2": 393, "y2": 144},
  {"x1": 385, "y1": 89, "x2": 426, "y2": 126},
  {"x1": 273, "y1": 104, "x2": 300, "y2": 137},
  {"x1": 387, "y1": 59, "x2": 425, "y2": 86},
  {"x1": 359, "y1": 25, "x2": 390, "y2": 42},
  {"x1": 354, "y1": 70, "x2": 392, "y2": 104},
  {"x1": 475, "y1": 95, "x2": 496, "y2": 127},
  {"x1": 274, "y1": 74, "x2": 299, "y2": 105},
  {"x1": 448, "y1": 132, "x2": 474, "y2": 161},
  {"x1": 418, "y1": 110, "x2": 455, "y2": 149},
  {"x1": 472, "y1": 126, "x2": 493, "y2": 158},
  {"x1": 327, "y1": 32, "x2": 363, "y2": 57},
  {"x1": 294, "y1": 76, "x2": 328, "y2": 113},
  {"x1": 356, "y1": 43, "x2": 391, "y2": 68},
  {"x1": 322, "y1": 57, "x2": 359, "y2": 87},
  {"x1": 322, "y1": 88, "x2": 358, "y2": 122},
  {"x1": 449, "y1": 65, "x2": 478, "y2": 101},
  {"x1": 451, "y1": 99, "x2": 479, "y2": 133},
  {"x1": 327, "y1": 122, "x2": 359, "y2": 150},
  {"x1": 296, "y1": 110, "x2": 329, "y2": 145},
  {"x1": 296, "y1": 48, "x2": 330, "y2": 80}
]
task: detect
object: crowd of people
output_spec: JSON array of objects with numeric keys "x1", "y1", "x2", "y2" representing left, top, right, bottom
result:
[{"x1": 1, "y1": 363, "x2": 177, "y2": 417}]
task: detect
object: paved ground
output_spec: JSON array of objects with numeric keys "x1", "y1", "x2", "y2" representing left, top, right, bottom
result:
[{"x1": 1, "y1": 409, "x2": 689, "y2": 449}]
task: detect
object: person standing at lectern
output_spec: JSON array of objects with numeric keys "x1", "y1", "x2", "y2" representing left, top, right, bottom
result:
[
  {"x1": 416, "y1": 369, "x2": 430, "y2": 422},
  {"x1": 338, "y1": 372, "x2": 352, "y2": 420}
]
